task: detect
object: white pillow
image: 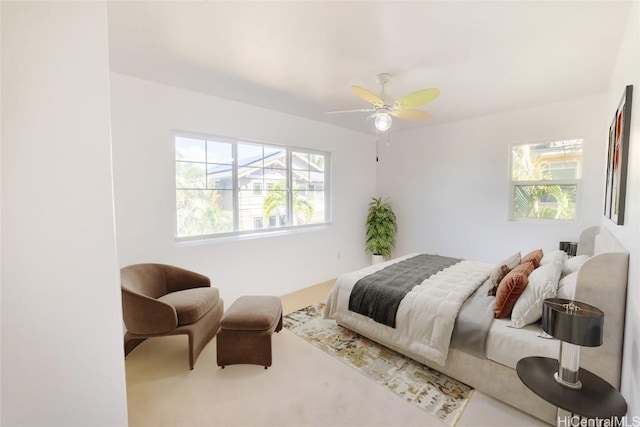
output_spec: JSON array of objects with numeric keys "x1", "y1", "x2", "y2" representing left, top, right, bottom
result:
[
  {"x1": 562, "y1": 255, "x2": 589, "y2": 277},
  {"x1": 557, "y1": 272, "x2": 578, "y2": 300},
  {"x1": 540, "y1": 250, "x2": 567, "y2": 266},
  {"x1": 510, "y1": 261, "x2": 563, "y2": 328}
]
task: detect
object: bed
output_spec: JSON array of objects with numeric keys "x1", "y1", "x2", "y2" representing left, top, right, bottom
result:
[{"x1": 324, "y1": 226, "x2": 629, "y2": 425}]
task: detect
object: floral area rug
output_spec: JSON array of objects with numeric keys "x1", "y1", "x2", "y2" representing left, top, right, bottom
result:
[{"x1": 283, "y1": 301, "x2": 473, "y2": 427}]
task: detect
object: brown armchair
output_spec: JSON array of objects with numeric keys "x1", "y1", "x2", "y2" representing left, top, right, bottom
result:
[{"x1": 121, "y1": 263, "x2": 224, "y2": 370}]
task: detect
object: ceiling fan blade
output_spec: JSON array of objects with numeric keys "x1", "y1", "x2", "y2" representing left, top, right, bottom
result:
[
  {"x1": 351, "y1": 86, "x2": 385, "y2": 107},
  {"x1": 326, "y1": 108, "x2": 376, "y2": 114},
  {"x1": 393, "y1": 88, "x2": 440, "y2": 109},
  {"x1": 390, "y1": 109, "x2": 433, "y2": 120}
]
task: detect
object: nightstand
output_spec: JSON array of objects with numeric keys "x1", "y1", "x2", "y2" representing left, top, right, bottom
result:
[{"x1": 517, "y1": 357, "x2": 627, "y2": 423}]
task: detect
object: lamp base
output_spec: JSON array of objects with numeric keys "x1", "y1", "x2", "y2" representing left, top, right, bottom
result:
[
  {"x1": 555, "y1": 341, "x2": 582, "y2": 389},
  {"x1": 554, "y1": 372, "x2": 582, "y2": 390}
]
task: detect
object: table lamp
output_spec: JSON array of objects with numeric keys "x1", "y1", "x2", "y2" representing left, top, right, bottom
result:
[{"x1": 542, "y1": 298, "x2": 604, "y2": 390}]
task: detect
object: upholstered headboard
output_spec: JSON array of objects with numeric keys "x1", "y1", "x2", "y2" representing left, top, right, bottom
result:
[
  {"x1": 574, "y1": 226, "x2": 629, "y2": 389},
  {"x1": 577, "y1": 225, "x2": 628, "y2": 256}
]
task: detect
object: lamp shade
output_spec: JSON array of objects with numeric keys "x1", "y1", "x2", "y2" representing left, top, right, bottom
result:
[{"x1": 542, "y1": 298, "x2": 604, "y2": 347}]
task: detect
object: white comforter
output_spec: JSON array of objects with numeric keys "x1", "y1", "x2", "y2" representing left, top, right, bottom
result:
[{"x1": 324, "y1": 253, "x2": 494, "y2": 365}]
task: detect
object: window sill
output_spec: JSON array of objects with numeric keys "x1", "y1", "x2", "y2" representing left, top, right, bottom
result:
[{"x1": 175, "y1": 223, "x2": 331, "y2": 247}]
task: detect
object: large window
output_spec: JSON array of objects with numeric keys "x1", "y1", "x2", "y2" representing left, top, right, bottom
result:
[
  {"x1": 175, "y1": 133, "x2": 330, "y2": 239},
  {"x1": 510, "y1": 138, "x2": 583, "y2": 220}
]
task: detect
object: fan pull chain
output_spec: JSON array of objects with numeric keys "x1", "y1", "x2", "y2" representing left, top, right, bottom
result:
[{"x1": 375, "y1": 129, "x2": 392, "y2": 162}]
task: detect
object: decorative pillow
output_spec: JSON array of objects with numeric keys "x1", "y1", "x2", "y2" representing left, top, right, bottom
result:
[
  {"x1": 562, "y1": 255, "x2": 589, "y2": 277},
  {"x1": 510, "y1": 261, "x2": 563, "y2": 328},
  {"x1": 487, "y1": 252, "x2": 521, "y2": 296},
  {"x1": 540, "y1": 250, "x2": 567, "y2": 267},
  {"x1": 494, "y1": 261, "x2": 535, "y2": 318},
  {"x1": 557, "y1": 272, "x2": 578, "y2": 300},
  {"x1": 521, "y1": 249, "x2": 544, "y2": 269}
]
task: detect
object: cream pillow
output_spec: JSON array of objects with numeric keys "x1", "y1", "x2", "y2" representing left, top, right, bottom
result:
[
  {"x1": 510, "y1": 261, "x2": 563, "y2": 328},
  {"x1": 540, "y1": 250, "x2": 567, "y2": 267},
  {"x1": 562, "y1": 255, "x2": 589, "y2": 277},
  {"x1": 557, "y1": 272, "x2": 578, "y2": 300}
]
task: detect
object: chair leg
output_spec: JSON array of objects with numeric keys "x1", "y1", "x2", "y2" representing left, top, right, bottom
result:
[
  {"x1": 187, "y1": 300, "x2": 224, "y2": 369},
  {"x1": 123, "y1": 333, "x2": 147, "y2": 358}
]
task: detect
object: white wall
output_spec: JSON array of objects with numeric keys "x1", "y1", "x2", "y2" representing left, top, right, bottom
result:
[
  {"x1": 603, "y1": 2, "x2": 640, "y2": 420},
  {"x1": 377, "y1": 94, "x2": 606, "y2": 263},
  {"x1": 110, "y1": 73, "x2": 375, "y2": 305},
  {"x1": 1, "y1": 3, "x2": 128, "y2": 425}
]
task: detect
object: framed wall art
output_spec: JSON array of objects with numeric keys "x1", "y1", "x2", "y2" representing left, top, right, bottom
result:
[{"x1": 604, "y1": 85, "x2": 633, "y2": 225}]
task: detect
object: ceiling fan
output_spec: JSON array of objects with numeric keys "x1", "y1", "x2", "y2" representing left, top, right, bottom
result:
[{"x1": 327, "y1": 73, "x2": 440, "y2": 131}]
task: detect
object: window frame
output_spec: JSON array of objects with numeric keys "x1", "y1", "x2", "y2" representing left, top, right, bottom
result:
[
  {"x1": 173, "y1": 131, "x2": 331, "y2": 242},
  {"x1": 508, "y1": 138, "x2": 584, "y2": 222}
]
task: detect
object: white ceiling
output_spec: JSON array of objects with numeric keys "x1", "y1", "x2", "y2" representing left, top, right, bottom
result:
[{"x1": 107, "y1": 1, "x2": 632, "y2": 134}]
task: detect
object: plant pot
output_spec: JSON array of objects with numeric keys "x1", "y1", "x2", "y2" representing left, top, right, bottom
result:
[{"x1": 372, "y1": 254, "x2": 385, "y2": 265}]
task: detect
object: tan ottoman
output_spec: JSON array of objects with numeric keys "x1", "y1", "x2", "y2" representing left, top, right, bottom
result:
[{"x1": 216, "y1": 295, "x2": 283, "y2": 369}]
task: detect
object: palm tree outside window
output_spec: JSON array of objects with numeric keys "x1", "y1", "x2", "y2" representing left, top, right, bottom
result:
[{"x1": 510, "y1": 139, "x2": 583, "y2": 220}]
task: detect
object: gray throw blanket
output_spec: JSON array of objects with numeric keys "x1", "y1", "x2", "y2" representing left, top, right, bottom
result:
[
  {"x1": 348, "y1": 254, "x2": 462, "y2": 328},
  {"x1": 450, "y1": 278, "x2": 496, "y2": 358}
]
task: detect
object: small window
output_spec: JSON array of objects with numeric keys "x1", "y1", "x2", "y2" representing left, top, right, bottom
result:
[
  {"x1": 510, "y1": 139, "x2": 583, "y2": 220},
  {"x1": 252, "y1": 182, "x2": 263, "y2": 196}
]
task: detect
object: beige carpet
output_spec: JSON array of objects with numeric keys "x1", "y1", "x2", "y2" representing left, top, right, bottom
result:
[
  {"x1": 126, "y1": 329, "x2": 435, "y2": 426},
  {"x1": 125, "y1": 282, "x2": 547, "y2": 426}
]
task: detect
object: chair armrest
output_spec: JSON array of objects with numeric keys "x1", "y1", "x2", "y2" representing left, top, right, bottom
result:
[
  {"x1": 163, "y1": 265, "x2": 211, "y2": 293},
  {"x1": 121, "y1": 288, "x2": 178, "y2": 334}
]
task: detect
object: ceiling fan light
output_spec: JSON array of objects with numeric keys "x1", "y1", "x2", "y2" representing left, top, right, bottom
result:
[{"x1": 374, "y1": 112, "x2": 392, "y2": 131}]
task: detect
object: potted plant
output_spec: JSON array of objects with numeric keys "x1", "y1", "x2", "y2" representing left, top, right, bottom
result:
[{"x1": 365, "y1": 197, "x2": 397, "y2": 264}]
